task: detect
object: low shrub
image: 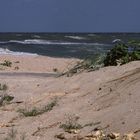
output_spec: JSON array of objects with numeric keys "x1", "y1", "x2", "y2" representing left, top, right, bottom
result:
[
  {"x1": 60, "y1": 115, "x2": 82, "y2": 132},
  {"x1": 18, "y1": 99, "x2": 57, "y2": 117},
  {"x1": 0, "y1": 84, "x2": 8, "y2": 91},
  {"x1": 104, "y1": 42, "x2": 140, "y2": 66},
  {"x1": 0, "y1": 60, "x2": 12, "y2": 67}
]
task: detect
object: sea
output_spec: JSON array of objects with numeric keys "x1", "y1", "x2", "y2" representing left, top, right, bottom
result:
[{"x1": 0, "y1": 33, "x2": 140, "y2": 59}]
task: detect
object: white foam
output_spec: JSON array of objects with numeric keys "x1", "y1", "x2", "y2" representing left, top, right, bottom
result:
[
  {"x1": 88, "y1": 34, "x2": 97, "y2": 36},
  {"x1": 0, "y1": 48, "x2": 37, "y2": 56},
  {"x1": 7, "y1": 39, "x2": 109, "y2": 46},
  {"x1": 65, "y1": 35, "x2": 86, "y2": 40},
  {"x1": 112, "y1": 39, "x2": 122, "y2": 43},
  {"x1": 33, "y1": 35, "x2": 41, "y2": 38}
]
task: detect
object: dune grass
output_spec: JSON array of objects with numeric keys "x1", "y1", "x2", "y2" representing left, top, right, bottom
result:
[{"x1": 18, "y1": 98, "x2": 57, "y2": 117}]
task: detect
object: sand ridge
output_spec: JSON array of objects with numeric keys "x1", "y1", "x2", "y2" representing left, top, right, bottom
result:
[{"x1": 0, "y1": 55, "x2": 140, "y2": 140}]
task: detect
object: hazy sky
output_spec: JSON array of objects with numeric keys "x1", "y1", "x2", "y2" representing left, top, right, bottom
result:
[{"x1": 0, "y1": 0, "x2": 140, "y2": 32}]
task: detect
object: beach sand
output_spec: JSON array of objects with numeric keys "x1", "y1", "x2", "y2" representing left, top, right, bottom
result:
[{"x1": 0, "y1": 54, "x2": 140, "y2": 140}]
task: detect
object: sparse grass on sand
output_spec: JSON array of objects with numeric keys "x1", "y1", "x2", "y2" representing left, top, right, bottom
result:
[
  {"x1": 4, "y1": 127, "x2": 27, "y2": 140},
  {"x1": 18, "y1": 98, "x2": 57, "y2": 117},
  {"x1": 0, "y1": 60, "x2": 12, "y2": 67},
  {"x1": 0, "y1": 84, "x2": 14, "y2": 106},
  {"x1": 60, "y1": 114, "x2": 82, "y2": 133},
  {"x1": 0, "y1": 84, "x2": 8, "y2": 91}
]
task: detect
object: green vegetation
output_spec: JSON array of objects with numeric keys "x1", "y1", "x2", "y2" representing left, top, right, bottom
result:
[
  {"x1": 0, "y1": 83, "x2": 14, "y2": 106},
  {"x1": 60, "y1": 41, "x2": 140, "y2": 76},
  {"x1": 104, "y1": 42, "x2": 140, "y2": 66},
  {"x1": 18, "y1": 99, "x2": 57, "y2": 117},
  {"x1": 60, "y1": 54, "x2": 105, "y2": 77},
  {"x1": 0, "y1": 84, "x2": 8, "y2": 91},
  {"x1": 2, "y1": 94, "x2": 14, "y2": 102},
  {"x1": 0, "y1": 60, "x2": 12, "y2": 67},
  {"x1": 60, "y1": 115, "x2": 82, "y2": 132}
]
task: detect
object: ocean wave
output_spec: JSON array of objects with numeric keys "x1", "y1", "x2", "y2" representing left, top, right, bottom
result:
[
  {"x1": 0, "y1": 48, "x2": 37, "y2": 56},
  {"x1": 16, "y1": 34, "x2": 23, "y2": 37},
  {"x1": 0, "y1": 39, "x2": 109, "y2": 46},
  {"x1": 0, "y1": 41, "x2": 8, "y2": 44},
  {"x1": 88, "y1": 34, "x2": 97, "y2": 36},
  {"x1": 65, "y1": 35, "x2": 86, "y2": 40},
  {"x1": 32, "y1": 35, "x2": 41, "y2": 38},
  {"x1": 112, "y1": 39, "x2": 122, "y2": 43}
]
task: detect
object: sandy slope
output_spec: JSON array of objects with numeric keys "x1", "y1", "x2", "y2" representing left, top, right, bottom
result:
[
  {"x1": 0, "y1": 55, "x2": 78, "y2": 73},
  {"x1": 0, "y1": 55, "x2": 140, "y2": 140}
]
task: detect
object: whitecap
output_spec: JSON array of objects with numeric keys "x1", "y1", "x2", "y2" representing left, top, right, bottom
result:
[
  {"x1": 33, "y1": 35, "x2": 41, "y2": 38},
  {"x1": 112, "y1": 39, "x2": 122, "y2": 43},
  {"x1": 65, "y1": 36, "x2": 86, "y2": 40},
  {"x1": 0, "y1": 47, "x2": 37, "y2": 56},
  {"x1": 8, "y1": 39, "x2": 110, "y2": 46},
  {"x1": 88, "y1": 34, "x2": 97, "y2": 37}
]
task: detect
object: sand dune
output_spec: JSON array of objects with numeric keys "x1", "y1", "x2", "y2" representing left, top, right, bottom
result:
[{"x1": 0, "y1": 55, "x2": 139, "y2": 140}]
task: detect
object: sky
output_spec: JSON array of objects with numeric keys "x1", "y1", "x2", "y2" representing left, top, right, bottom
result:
[{"x1": 0, "y1": 0, "x2": 140, "y2": 32}]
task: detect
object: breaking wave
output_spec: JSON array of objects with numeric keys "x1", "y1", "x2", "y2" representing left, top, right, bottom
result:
[
  {"x1": 65, "y1": 35, "x2": 86, "y2": 40},
  {"x1": 0, "y1": 39, "x2": 109, "y2": 46},
  {"x1": 0, "y1": 48, "x2": 37, "y2": 56}
]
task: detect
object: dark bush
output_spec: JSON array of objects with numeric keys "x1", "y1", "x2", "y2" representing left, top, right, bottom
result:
[
  {"x1": 1, "y1": 60, "x2": 12, "y2": 67},
  {"x1": 104, "y1": 42, "x2": 140, "y2": 66}
]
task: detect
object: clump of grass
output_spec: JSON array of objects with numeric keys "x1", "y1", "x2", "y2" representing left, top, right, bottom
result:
[
  {"x1": 0, "y1": 84, "x2": 14, "y2": 106},
  {"x1": 0, "y1": 60, "x2": 12, "y2": 67},
  {"x1": 18, "y1": 99, "x2": 57, "y2": 117},
  {"x1": 45, "y1": 98, "x2": 57, "y2": 111},
  {"x1": 18, "y1": 108, "x2": 39, "y2": 117},
  {"x1": 0, "y1": 94, "x2": 14, "y2": 106},
  {"x1": 60, "y1": 54, "x2": 105, "y2": 77},
  {"x1": 0, "y1": 83, "x2": 8, "y2": 91},
  {"x1": 2, "y1": 94, "x2": 14, "y2": 102},
  {"x1": 4, "y1": 127, "x2": 17, "y2": 140},
  {"x1": 60, "y1": 114, "x2": 82, "y2": 132},
  {"x1": 4, "y1": 128, "x2": 27, "y2": 140}
]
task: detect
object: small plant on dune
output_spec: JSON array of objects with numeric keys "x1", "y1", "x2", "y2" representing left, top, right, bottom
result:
[
  {"x1": 45, "y1": 98, "x2": 57, "y2": 111},
  {"x1": 2, "y1": 94, "x2": 14, "y2": 102},
  {"x1": 4, "y1": 127, "x2": 17, "y2": 140},
  {"x1": 60, "y1": 114, "x2": 82, "y2": 132},
  {"x1": 1, "y1": 60, "x2": 12, "y2": 67},
  {"x1": 18, "y1": 107, "x2": 39, "y2": 117},
  {"x1": 18, "y1": 98, "x2": 57, "y2": 117},
  {"x1": 0, "y1": 84, "x2": 14, "y2": 106},
  {"x1": 60, "y1": 54, "x2": 105, "y2": 77},
  {"x1": 0, "y1": 94, "x2": 14, "y2": 106},
  {"x1": 4, "y1": 128, "x2": 27, "y2": 140},
  {"x1": 0, "y1": 83, "x2": 8, "y2": 91}
]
